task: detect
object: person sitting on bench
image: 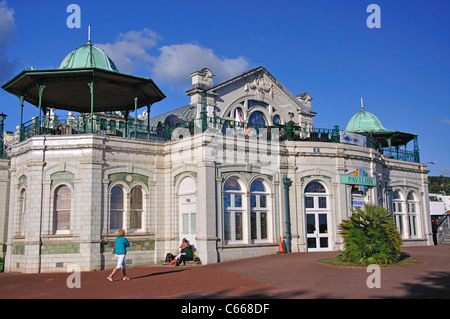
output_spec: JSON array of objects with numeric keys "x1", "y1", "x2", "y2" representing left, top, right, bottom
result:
[{"x1": 165, "y1": 238, "x2": 194, "y2": 266}]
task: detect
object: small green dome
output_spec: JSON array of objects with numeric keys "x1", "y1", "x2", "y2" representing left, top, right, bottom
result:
[
  {"x1": 59, "y1": 43, "x2": 118, "y2": 72},
  {"x1": 345, "y1": 107, "x2": 388, "y2": 132}
]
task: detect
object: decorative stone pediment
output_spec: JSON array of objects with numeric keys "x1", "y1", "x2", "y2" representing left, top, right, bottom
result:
[{"x1": 244, "y1": 74, "x2": 276, "y2": 100}]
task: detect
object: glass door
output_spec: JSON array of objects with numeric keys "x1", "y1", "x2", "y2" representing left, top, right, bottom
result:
[
  {"x1": 306, "y1": 212, "x2": 329, "y2": 251},
  {"x1": 304, "y1": 181, "x2": 330, "y2": 252}
]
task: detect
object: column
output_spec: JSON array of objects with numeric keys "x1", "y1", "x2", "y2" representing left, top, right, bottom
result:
[{"x1": 282, "y1": 175, "x2": 292, "y2": 253}]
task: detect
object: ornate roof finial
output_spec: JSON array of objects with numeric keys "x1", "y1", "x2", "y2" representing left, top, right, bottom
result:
[
  {"x1": 360, "y1": 97, "x2": 364, "y2": 110},
  {"x1": 88, "y1": 25, "x2": 91, "y2": 44}
]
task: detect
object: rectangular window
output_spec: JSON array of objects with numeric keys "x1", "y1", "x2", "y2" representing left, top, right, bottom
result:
[
  {"x1": 110, "y1": 211, "x2": 123, "y2": 230},
  {"x1": 130, "y1": 211, "x2": 142, "y2": 229},
  {"x1": 235, "y1": 212, "x2": 242, "y2": 240},
  {"x1": 235, "y1": 194, "x2": 242, "y2": 207},
  {"x1": 191, "y1": 213, "x2": 197, "y2": 234},
  {"x1": 305, "y1": 197, "x2": 313, "y2": 208},
  {"x1": 182, "y1": 213, "x2": 189, "y2": 234},
  {"x1": 319, "y1": 197, "x2": 327, "y2": 209},
  {"x1": 224, "y1": 212, "x2": 231, "y2": 241},
  {"x1": 260, "y1": 195, "x2": 267, "y2": 208},
  {"x1": 251, "y1": 212, "x2": 257, "y2": 240},
  {"x1": 261, "y1": 212, "x2": 267, "y2": 239}
]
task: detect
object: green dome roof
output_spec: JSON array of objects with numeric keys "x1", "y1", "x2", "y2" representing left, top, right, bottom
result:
[
  {"x1": 59, "y1": 43, "x2": 118, "y2": 72},
  {"x1": 345, "y1": 107, "x2": 388, "y2": 133}
]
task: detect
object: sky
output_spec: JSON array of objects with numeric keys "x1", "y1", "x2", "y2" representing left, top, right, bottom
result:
[{"x1": 0, "y1": 0, "x2": 449, "y2": 176}]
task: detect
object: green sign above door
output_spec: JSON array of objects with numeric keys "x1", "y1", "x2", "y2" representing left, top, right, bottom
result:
[{"x1": 340, "y1": 174, "x2": 376, "y2": 187}]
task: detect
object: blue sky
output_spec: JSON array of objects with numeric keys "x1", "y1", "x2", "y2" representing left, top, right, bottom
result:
[{"x1": 0, "y1": 0, "x2": 449, "y2": 176}]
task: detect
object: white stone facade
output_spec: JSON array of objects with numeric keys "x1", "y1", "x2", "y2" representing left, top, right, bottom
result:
[{"x1": 0, "y1": 67, "x2": 433, "y2": 273}]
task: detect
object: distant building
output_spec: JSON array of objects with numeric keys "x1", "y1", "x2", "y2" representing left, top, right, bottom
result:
[
  {"x1": 429, "y1": 193, "x2": 450, "y2": 216},
  {"x1": 0, "y1": 40, "x2": 433, "y2": 273}
]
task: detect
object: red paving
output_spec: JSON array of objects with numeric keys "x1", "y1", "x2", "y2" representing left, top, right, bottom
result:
[{"x1": 0, "y1": 245, "x2": 449, "y2": 299}]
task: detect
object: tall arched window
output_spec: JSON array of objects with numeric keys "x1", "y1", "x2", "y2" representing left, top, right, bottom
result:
[
  {"x1": 392, "y1": 190, "x2": 405, "y2": 237},
  {"x1": 110, "y1": 185, "x2": 124, "y2": 231},
  {"x1": 18, "y1": 189, "x2": 26, "y2": 236},
  {"x1": 179, "y1": 177, "x2": 197, "y2": 245},
  {"x1": 250, "y1": 179, "x2": 269, "y2": 241},
  {"x1": 130, "y1": 186, "x2": 143, "y2": 229},
  {"x1": 54, "y1": 185, "x2": 71, "y2": 234},
  {"x1": 407, "y1": 191, "x2": 418, "y2": 238},
  {"x1": 223, "y1": 177, "x2": 244, "y2": 242}
]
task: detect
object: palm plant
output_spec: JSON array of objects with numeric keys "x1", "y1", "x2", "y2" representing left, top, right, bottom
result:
[{"x1": 338, "y1": 203, "x2": 402, "y2": 264}]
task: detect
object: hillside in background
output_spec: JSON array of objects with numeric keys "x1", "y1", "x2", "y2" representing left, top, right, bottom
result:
[{"x1": 428, "y1": 176, "x2": 450, "y2": 195}]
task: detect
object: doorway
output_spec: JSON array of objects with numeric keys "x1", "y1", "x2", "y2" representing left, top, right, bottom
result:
[{"x1": 304, "y1": 181, "x2": 330, "y2": 251}]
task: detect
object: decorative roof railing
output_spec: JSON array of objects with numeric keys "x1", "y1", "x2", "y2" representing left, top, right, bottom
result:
[{"x1": 16, "y1": 113, "x2": 420, "y2": 163}]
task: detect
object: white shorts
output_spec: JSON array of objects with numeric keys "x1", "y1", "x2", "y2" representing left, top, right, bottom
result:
[{"x1": 115, "y1": 254, "x2": 126, "y2": 269}]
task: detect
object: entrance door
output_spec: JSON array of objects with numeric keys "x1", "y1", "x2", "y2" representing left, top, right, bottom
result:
[
  {"x1": 304, "y1": 181, "x2": 330, "y2": 252},
  {"x1": 306, "y1": 212, "x2": 329, "y2": 251}
]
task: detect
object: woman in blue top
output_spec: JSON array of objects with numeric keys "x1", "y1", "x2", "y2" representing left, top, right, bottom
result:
[{"x1": 107, "y1": 229, "x2": 131, "y2": 281}]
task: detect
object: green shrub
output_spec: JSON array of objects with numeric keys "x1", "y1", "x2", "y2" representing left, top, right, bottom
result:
[{"x1": 338, "y1": 204, "x2": 402, "y2": 264}]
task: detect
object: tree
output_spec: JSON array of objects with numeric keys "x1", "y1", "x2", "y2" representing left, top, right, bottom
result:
[
  {"x1": 428, "y1": 175, "x2": 450, "y2": 195},
  {"x1": 338, "y1": 204, "x2": 402, "y2": 264}
]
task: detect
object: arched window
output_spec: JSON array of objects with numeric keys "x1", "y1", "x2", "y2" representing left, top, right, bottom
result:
[
  {"x1": 407, "y1": 191, "x2": 418, "y2": 237},
  {"x1": 110, "y1": 185, "x2": 124, "y2": 231},
  {"x1": 130, "y1": 186, "x2": 143, "y2": 229},
  {"x1": 223, "y1": 177, "x2": 244, "y2": 242},
  {"x1": 18, "y1": 189, "x2": 26, "y2": 236},
  {"x1": 305, "y1": 181, "x2": 326, "y2": 193},
  {"x1": 234, "y1": 108, "x2": 244, "y2": 123},
  {"x1": 54, "y1": 185, "x2": 71, "y2": 234},
  {"x1": 250, "y1": 180, "x2": 269, "y2": 241},
  {"x1": 392, "y1": 190, "x2": 405, "y2": 237},
  {"x1": 273, "y1": 115, "x2": 281, "y2": 126},
  {"x1": 248, "y1": 111, "x2": 267, "y2": 128},
  {"x1": 305, "y1": 181, "x2": 327, "y2": 209}
]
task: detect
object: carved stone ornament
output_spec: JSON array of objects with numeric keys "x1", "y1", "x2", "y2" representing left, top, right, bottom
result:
[{"x1": 244, "y1": 75, "x2": 276, "y2": 100}]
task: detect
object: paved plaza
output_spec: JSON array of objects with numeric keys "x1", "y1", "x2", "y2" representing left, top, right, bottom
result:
[{"x1": 0, "y1": 245, "x2": 448, "y2": 299}]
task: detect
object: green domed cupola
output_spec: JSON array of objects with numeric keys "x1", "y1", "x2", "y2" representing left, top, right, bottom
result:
[
  {"x1": 345, "y1": 106, "x2": 388, "y2": 133},
  {"x1": 59, "y1": 42, "x2": 118, "y2": 72}
]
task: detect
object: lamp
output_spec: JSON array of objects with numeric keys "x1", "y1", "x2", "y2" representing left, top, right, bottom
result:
[{"x1": 0, "y1": 112, "x2": 6, "y2": 158}]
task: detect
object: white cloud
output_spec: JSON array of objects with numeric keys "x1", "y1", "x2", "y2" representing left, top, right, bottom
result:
[
  {"x1": 0, "y1": 0, "x2": 16, "y2": 83},
  {"x1": 97, "y1": 28, "x2": 249, "y2": 88},
  {"x1": 440, "y1": 117, "x2": 450, "y2": 125},
  {"x1": 97, "y1": 28, "x2": 159, "y2": 74},
  {"x1": 152, "y1": 43, "x2": 249, "y2": 87}
]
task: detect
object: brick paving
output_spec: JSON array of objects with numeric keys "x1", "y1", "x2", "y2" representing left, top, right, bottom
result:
[{"x1": 0, "y1": 245, "x2": 448, "y2": 299}]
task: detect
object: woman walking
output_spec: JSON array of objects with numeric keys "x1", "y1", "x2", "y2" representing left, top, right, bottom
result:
[{"x1": 107, "y1": 229, "x2": 131, "y2": 281}]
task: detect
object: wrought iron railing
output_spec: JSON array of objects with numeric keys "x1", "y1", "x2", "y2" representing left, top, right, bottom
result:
[
  {"x1": 437, "y1": 214, "x2": 450, "y2": 244},
  {"x1": 18, "y1": 113, "x2": 420, "y2": 163}
]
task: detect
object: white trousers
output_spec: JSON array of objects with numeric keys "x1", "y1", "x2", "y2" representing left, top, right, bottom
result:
[{"x1": 115, "y1": 254, "x2": 126, "y2": 269}]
